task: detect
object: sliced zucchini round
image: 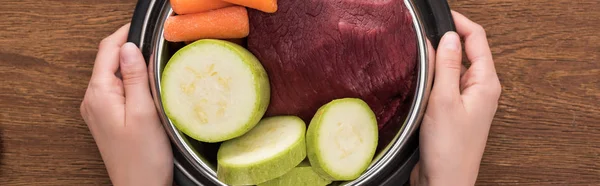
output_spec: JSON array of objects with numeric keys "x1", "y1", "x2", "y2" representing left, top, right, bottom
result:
[
  {"x1": 306, "y1": 98, "x2": 379, "y2": 181},
  {"x1": 257, "y1": 160, "x2": 332, "y2": 186},
  {"x1": 217, "y1": 116, "x2": 307, "y2": 185},
  {"x1": 161, "y1": 39, "x2": 270, "y2": 143}
]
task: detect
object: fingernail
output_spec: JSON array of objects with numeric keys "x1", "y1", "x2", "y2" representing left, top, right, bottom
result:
[
  {"x1": 442, "y1": 31, "x2": 460, "y2": 52},
  {"x1": 120, "y1": 42, "x2": 139, "y2": 65}
]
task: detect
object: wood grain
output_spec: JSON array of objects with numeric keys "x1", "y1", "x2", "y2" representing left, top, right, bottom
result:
[
  {"x1": 0, "y1": 0, "x2": 135, "y2": 185},
  {"x1": 449, "y1": 0, "x2": 600, "y2": 185},
  {"x1": 0, "y1": 0, "x2": 598, "y2": 185}
]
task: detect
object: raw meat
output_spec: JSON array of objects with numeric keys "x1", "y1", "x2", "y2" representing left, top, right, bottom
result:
[{"x1": 247, "y1": 0, "x2": 418, "y2": 130}]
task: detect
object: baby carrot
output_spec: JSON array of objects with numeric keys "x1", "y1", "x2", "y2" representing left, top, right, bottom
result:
[
  {"x1": 164, "y1": 6, "x2": 249, "y2": 42},
  {"x1": 221, "y1": 0, "x2": 277, "y2": 13},
  {"x1": 171, "y1": 0, "x2": 234, "y2": 15}
]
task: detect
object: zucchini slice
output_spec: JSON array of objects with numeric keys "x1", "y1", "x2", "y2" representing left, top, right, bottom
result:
[
  {"x1": 217, "y1": 116, "x2": 307, "y2": 185},
  {"x1": 257, "y1": 160, "x2": 332, "y2": 186},
  {"x1": 306, "y1": 98, "x2": 379, "y2": 181},
  {"x1": 161, "y1": 39, "x2": 270, "y2": 143}
]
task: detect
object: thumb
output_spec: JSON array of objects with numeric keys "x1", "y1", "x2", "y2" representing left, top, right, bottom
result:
[
  {"x1": 433, "y1": 31, "x2": 463, "y2": 96},
  {"x1": 119, "y1": 42, "x2": 152, "y2": 106}
]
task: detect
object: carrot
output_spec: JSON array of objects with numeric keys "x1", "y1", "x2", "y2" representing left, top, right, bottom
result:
[
  {"x1": 164, "y1": 6, "x2": 249, "y2": 42},
  {"x1": 171, "y1": 0, "x2": 234, "y2": 15},
  {"x1": 221, "y1": 0, "x2": 277, "y2": 13}
]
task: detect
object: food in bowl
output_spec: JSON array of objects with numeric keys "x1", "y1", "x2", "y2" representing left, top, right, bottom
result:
[
  {"x1": 217, "y1": 116, "x2": 307, "y2": 185},
  {"x1": 247, "y1": 0, "x2": 417, "y2": 132},
  {"x1": 258, "y1": 160, "x2": 332, "y2": 186},
  {"x1": 160, "y1": 0, "x2": 417, "y2": 185},
  {"x1": 164, "y1": 6, "x2": 250, "y2": 42},
  {"x1": 306, "y1": 98, "x2": 379, "y2": 181},
  {"x1": 160, "y1": 39, "x2": 270, "y2": 143}
]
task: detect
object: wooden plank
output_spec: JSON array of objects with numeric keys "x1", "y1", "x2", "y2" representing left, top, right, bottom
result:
[{"x1": 0, "y1": 0, "x2": 598, "y2": 185}]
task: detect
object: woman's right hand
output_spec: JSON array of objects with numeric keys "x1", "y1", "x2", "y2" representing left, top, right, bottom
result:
[
  {"x1": 410, "y1": 11, "x2": 502, "y2": 186},
  {"x1": 80, "y1": 24, "x2": 173, "y2": 186}
]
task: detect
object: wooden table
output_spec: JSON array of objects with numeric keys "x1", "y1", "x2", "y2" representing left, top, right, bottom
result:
[{"x1": 1, "y1": 0, "x2": 598, "y2": 185}]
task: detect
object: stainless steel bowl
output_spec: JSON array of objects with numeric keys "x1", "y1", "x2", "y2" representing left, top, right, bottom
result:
[{"x1": 127, "y1": 0, "x2": 455, "y2": 185}]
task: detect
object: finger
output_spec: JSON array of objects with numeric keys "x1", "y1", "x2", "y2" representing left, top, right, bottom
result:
[
  {"x1": 451, "y1": 11, "x2": 496, "y2": 74},
  {"x1": 120, "y1": 42, "x2": 153, "y2": 107},
  {"x1": 91, "y1": 23, "x2": 131, "y2": 81},
  {"x1": 433, "y1": 31, "x2": 463, "y2": 96},
  {"x1": 426, "y1": 38, "x2": 436, "y2": 83},
  {"x1": 461, "y1": 64, "x2": 467, "y2": 77}
]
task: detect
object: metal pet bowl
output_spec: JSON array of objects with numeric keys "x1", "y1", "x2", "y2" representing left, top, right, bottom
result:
[{"x1": 126, "y1": 0, "x2": 455, "y2": 185}]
